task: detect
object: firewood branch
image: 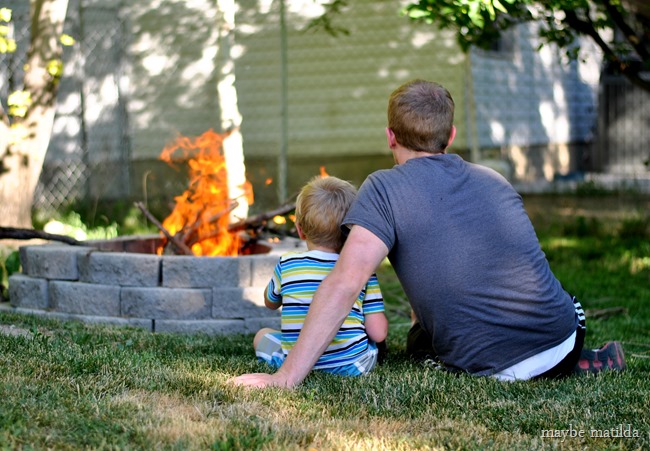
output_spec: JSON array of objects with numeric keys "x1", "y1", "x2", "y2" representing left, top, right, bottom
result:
[
  {"x1": 134, "y1": 202, "x2": 194, "y2": 255},
  {"x1": 228, "y1": 202, "x2": 296, "y2": 232},
  {"x1": 0, "y1": 227, "x2": 81, "y2": 245},
  {"x1": 180, "y1": 201, "x2": 239, "y2": 245}
]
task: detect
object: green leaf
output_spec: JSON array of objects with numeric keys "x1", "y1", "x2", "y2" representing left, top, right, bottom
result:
[
  {"x1": 0, "y1": 7, "x2": 11, "y2": 22},
  {"x1": 8, "y1": 90, "x2": 31, "y2": 117},
  {"x1": 406, "y1": 8, "x2": 431, "y2": 20},
  {"x1": 0, "y1": 37, "x2": 16, "y2": 53},
  {"x1": 60, "y1": 34, "x2": 76, "y2": 46},
  {"x1": 493, "y1": 0, "x2": 509, "y2": 14},
  {"x1": 485, "y1": 1, "x2": 496, "y2": 20},
  {"x1": 468, "y1": 2, "x2": 485, "y2": 28},
  {"x1": 47, "y1": 59, "x2": 63, "y2": 77},
  {"x1": 4, "y1": 251, "x2": 21, "y2": 277}
]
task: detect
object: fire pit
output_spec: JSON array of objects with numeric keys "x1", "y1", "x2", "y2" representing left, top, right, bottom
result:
[
  {"x1": 5, "y1": 129, "x2": 309, "y2": 334},
  {"x1": 6, "y1": 235, "x2": 304, "y2": 334}
]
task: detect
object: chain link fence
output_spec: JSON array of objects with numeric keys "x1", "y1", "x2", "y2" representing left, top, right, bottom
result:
[
  {"x1": 593, "y1": 67, "x2": 650, "y2": 175},
  {"x1": 1, "y1": 3, "x2": 130, "y2": 214}
]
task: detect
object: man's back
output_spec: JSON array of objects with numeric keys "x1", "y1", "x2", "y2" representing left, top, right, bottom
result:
[{"x1": 345, "y1": 153, "x2": 577, "y2": 374}]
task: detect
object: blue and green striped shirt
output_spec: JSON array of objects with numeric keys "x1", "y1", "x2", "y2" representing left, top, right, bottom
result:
[{"x1": 266, "y1": 249, "x2": 385, "y2": 370}]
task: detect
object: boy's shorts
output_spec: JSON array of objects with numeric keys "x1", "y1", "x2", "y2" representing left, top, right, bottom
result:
[{"x1": 255, "y1": 331, "x2": 378, "y2": 377}]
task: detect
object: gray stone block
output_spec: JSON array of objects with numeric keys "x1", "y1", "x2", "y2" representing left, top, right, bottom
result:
[
  {"x1": 20, "y1": 245, "x2": 95, "y2": 280},
  {"x1": 161, "y1": 256, "x2": 251, "y2": 288},
  {"x1": 85, "y1": 234, "x2": 162, "y2": 253},
  {"x1": 50, "y1": 281, "x2": 121, "y2": 316},
  {"x1": 212, "y1": 287, "x2": 279, "y2": 319},
  {"x1": 8, "y1": 307, "x2": 151, "y2": 331},
  {"x1": 154, "y1": 319, "x2": 248, "y2": 335},
  {"x1": 79, "y1": 251, "x2": 160, "y2": 286},
  {"x1": 70, "y1": 314, "x2": 151, "y2": 330},
  {"x1": 8, "y1": 274, "x2": 49, "y2": 309},
  {"x1": 247, "y1": 254, "x2": 278, "y2": 287},
  {"x1": 121, "y1": 287, "x2": 212, "y2": 319},
  {"x1": 243, "y1": 316, "x2": 281, "y2": 334}
]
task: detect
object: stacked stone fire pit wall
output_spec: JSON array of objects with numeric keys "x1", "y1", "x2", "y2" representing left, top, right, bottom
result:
[{"x1": 6, "y1": 236, "x2": 297, "y2": 335}]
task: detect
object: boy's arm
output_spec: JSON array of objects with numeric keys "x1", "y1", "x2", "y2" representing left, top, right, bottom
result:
[
  {"x1": 365, "y1": 311, "x2": 388, "y2": 343},
  {"x1": 264, "y1": 261, "x2": 283, "y2": 310},
  {"x1": 264, "y1": 286, "x2": 281, "y2": 310},
  {"x1": 362, "y1": 273, "x2": 387, "y2": 343}
]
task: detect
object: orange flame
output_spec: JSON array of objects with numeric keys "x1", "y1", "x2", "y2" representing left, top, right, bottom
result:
[
  {"x1": 320, "y1": 166, "x2": 329, "y2": 177},
  {"x1": 158, "y1": 129, "x2": 252, "y2": 256}
]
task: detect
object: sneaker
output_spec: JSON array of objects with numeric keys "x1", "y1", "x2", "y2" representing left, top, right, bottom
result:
[{"x1": 574, "y1": 341, "x2": 626, "y2": 375}]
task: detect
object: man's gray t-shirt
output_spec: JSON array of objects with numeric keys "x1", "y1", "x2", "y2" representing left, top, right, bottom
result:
[{"x1": 344, "y1": 153, "x2": 578, "y2": 375}]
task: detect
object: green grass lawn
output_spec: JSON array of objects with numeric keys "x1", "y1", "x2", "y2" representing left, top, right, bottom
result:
[{"x1": 1, "y1": 196, "x2": 649, "y2": 450}]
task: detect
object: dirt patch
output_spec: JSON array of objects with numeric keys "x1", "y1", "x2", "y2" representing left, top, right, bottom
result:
[{"x1": 0, "y1": 324, "x2": 32, "y2": 338}]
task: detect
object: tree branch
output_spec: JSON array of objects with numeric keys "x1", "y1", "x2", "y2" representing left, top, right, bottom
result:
[
  {"x1": 602, "y1": 0, "x2": 649, "y2": 61},
  {"x1": 563, "y1": 8, "x2": 650, "y2": 91},
  {"x1": 134, "y1": 202, "x2": 194, "y2": 255},
  {"x1": 0, "y1": 226, "x2": 80, "y2": 245},
  {"x1": 228, "y1": 202, "x2": 296, "y2": 233}
]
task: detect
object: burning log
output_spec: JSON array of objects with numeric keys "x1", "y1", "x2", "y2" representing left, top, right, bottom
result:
[
  {"x1": 179, "y1": 201, "x2": 239, "y2": 246},
  {"x1": 228, "y1": 202, "x2": 296, "y2": 233},
  {"x1": 135, "y1": 199, "x2": 297, "y2": 256},
  {"x1": 134, "y1": 202, "x2": 194, "y2": 255},
  {"x1": 0, "y1": 227, "x2": 81, "y2": 245}
]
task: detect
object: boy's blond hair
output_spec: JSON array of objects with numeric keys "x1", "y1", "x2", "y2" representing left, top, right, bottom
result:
[
  {"x1": 295, "y1": 176, "x2": 357, "y2": 252},
  {"x1": 388, "y1": 79, "x2": 455, "y2": 153}
]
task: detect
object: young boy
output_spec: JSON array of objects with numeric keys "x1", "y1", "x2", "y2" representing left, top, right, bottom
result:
[{"x1": 253, "y1": 175, "x2": 388, "y2": 377}]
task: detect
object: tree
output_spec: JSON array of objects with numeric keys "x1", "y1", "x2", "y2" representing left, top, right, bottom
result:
[
  {"x1": 401, "y1": 0, "x2": 650, "y2": 92},
  {"x1": 216, "y1": 0, "x2": 249, "y2": 222},
  {"x1": 0, "y1": 0, "x2": 69, "y2": 228}
]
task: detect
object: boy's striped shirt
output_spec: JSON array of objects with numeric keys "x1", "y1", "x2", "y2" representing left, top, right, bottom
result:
[{"x1": 266, "y1": 249, "x2": 385, "y2": 370}]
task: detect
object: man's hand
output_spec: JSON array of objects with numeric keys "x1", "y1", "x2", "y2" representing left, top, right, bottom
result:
[{"x1": 228, "y1": 372, "x2": 293, "y2": 389}]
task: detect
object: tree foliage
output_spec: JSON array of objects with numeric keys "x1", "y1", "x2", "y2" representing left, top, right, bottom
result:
[{"x1": 402, "y1": 0, "x2": 650, "y2": 91}]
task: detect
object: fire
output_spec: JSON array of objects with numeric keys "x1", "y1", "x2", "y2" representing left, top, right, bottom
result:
[
  {"x1": 158, "y1": 129, "x2": 253, "y2": 256},
  {"x1": 320, "y1": 166, "x2": 329, "y2": 177}
]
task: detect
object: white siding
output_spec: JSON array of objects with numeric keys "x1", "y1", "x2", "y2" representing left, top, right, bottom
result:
[
  {"x1": 124, "y1": 0, "x2": 222, "y2": 160},
  {"x1": 470, "y1": 22, "x2": 601, "y2": 150},
  {"x1": 234, "y1": 0, "x2": 468, "y2": 158}
]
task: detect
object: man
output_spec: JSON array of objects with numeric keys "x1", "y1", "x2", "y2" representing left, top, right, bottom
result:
[{"x1": 232, "y1": 79, "x2": 624, "y2": 388}]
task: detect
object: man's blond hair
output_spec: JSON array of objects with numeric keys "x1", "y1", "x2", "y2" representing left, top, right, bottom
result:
[
  {"x1": 295, "y1": 176, "x2": 357, "y2": 252},
  {"x1": 388, "y1": 79, "x2": 455, "y2": 153}
]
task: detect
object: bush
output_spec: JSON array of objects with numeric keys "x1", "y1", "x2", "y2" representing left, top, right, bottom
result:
[
  {"x1": 0, "y1": 250, "x2": 20, "y2": 302},
  {"x1": 618, "y1": 215, "x2": 650, "y2": 240}
]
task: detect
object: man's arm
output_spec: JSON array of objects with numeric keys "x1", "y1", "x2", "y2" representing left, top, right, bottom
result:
[{"x1": 230, "y1": 225, "x2": 389, "y2": 388}]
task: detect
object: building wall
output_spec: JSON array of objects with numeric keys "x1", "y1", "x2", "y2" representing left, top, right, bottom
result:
[
  {"x1": 124, "y1": 0, "x2": 222, "y2": 160},
  {"x1": 469, "y1": 22, "x2": 602, "y2": 181},
  {"x1": 233, "y1": 0, "x2": 468, "y2": 160}
]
